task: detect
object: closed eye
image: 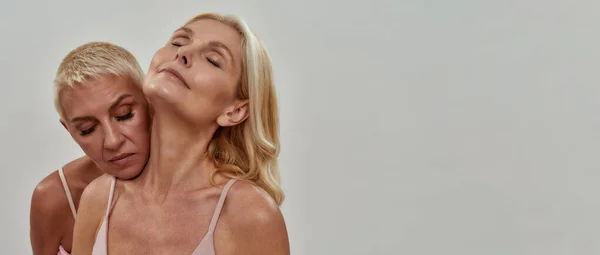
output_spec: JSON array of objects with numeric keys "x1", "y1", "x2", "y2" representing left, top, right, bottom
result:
[
  {"x1": 115, "y1": 112, "x2": 134, "y2": 121},
  {"x1": 80, "y1": 125, "x2": 96, "y2": 136},
  {"x1": 170, "y1": 37, "x2": 186, "y2": 47},
  {"x1": 207, "y1": 57, "x2": 221, "y2": 68}
]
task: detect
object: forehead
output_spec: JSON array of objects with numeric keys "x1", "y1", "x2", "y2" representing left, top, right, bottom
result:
[
  {"x1": 181, "y1": 19, "x2": 243, "y2": 58},
  {"x1": 60, "y1": 75, "x2": 141, "y2": 119}
]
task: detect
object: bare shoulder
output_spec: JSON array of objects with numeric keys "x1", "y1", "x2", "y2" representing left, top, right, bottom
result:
[
  {"x1": 75, "y1": 173, "x2": 113, "y2": 229},
  {"x1": 220, "y1": 180, "x2": 290, "y2": 254},
  {"x1": 76, "y1": 173, "x2": 114, "y2": 228},
  {"x1": 32, "y1": 156, "x2": 100, "y2": 213},
  {"x1": 79, "y1": 173, "x2": 114, "y2": 212},
  {"x1": 30, "y1": 170, "x2": 69, "y2": 227},
  {"x1": 30, "y1": 171, "x2": 69, "y2": 255},
  {"x1": 71, "y1": 174, "x2": 114, "y2": 254},
  {"x1": 226, "y1": 180, "x2": 282, "y2": 218}
]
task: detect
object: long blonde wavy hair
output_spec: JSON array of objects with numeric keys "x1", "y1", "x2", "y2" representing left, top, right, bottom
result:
[{"x1": 184, "y1": 13, "x2": 284, "y2": 205}]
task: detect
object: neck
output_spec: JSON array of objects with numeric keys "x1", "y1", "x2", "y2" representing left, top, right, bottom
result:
[
  {"x1": 78, "y1": 156, "x2": 104, "y2": 184},
  {"x1": 136, "y1": 109, "x2": 217, "y2": 199}
]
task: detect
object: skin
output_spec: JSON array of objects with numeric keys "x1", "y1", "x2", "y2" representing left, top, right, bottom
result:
[
  {"x1": 72, "y1": 19, "x2": 290, "y2": 255},
  {"x1": 29, "y1": 75, "x2": 151, "y2": 255},
  {"x1": 30, "y1": 157, "x2": 102, "y2": 255},
  {"x1": 59, "y1": 75, "x2": 151, "y2": 180}
]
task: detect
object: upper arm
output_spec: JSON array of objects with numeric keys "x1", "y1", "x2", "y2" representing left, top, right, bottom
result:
[
  {"x1": 30, "y1": 173, "x2": 68, "y2": 255},
  {"x1": 238, "y1": 206, "x2": 290, "y2": 255},
  {"x1": 219, "y1": 182, "x2": 290, "y2": 255},
  {"x1": 71, "y1": 174, "x2": 112, "y2": 255}
]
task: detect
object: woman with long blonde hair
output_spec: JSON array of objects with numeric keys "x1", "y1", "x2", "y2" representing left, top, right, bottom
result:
[{"x1": 72, "y1": 13, "x2": 289, "y2": 255}]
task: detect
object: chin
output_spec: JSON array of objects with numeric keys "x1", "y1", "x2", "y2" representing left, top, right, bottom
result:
[
  {"x1": 142, "y1": 80, "x2": 167, "y2": 101},
  {"x1": 113, "y1": 165, "x2": 144, "y2": 180},
  {"x1": 144, "y1": 84, "x2": 182, "y2": 109}
]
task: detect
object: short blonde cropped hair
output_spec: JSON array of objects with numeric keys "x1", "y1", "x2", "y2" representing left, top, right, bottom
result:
[{"x1": 53, "y1": 42, "x2": 145, "y2": 119}]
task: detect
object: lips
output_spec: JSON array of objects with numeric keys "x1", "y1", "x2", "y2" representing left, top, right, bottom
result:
[
  {"x1": 159, "y1": 67, "x2": 189, "y2": 89},
  {"x1": 108, "y1": 153, "x2": 135, "y2": 168},
  {"x1": 110, "y1": 153, "x2": 133, "y2": 161}
]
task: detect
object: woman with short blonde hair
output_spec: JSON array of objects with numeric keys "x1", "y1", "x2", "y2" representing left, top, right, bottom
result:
[{"x1": 30, "y1": 42, "x2": 151, "y2": 255}]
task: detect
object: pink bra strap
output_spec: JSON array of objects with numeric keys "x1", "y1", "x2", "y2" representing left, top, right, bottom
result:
[
  {"x1": 207, "y1": 179, "x2": 237, "y2": 232},
  {"x1": 58, "y1": 168, "x2": 77, "y2": 219},
  {"x1": 105, "y1": 177, "x2": 116, "y2": 215},
  {"x1": 91, "y1": 177, "x2": 115, "y2": 255}
]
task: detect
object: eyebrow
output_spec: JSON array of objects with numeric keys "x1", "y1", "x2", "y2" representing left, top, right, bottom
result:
[
  {"x1": 70, "y1": 94, "x2": 134, "y2": 122},
  {"x1": 173, "y1": 27, "x2": 234, "y2": 62},
  {"x1": 207, "y1": 41, "x2": 234, "y2": 62},
  {"x1": 174, "y1": 26, "x2": 193, "y2": 35}
]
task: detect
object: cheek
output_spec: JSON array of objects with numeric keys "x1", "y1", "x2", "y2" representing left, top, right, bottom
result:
[
  {"x1": 148, "y1": 47, "x2": 177, "y2": 74},
  {"x1": 73, "y1": 136, "x2": 104, "y2": 161},
  {"x1": 192, "y1": 74, "x2": 236, "y2": 105},
  {"x1": 122, "y1": 113, "x2": 150, "y2": 149},
  {"x1": 149, "y1": 47, "x2": 170, "y2": 68},
  {"x1": 145, "y1": 48, "x2": 169, "y2": 83}
]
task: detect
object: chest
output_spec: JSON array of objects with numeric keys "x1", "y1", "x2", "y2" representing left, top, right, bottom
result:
[{"x1": 105, "y1": 193, "x2": 220, "y2": 254}]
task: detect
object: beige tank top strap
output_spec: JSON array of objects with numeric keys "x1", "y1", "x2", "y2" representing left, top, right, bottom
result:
[
  {"x1": 58, "y1": 168, "x2": 77, "y2": 219},
  {"x1": 105, "y1": 177, "x2": 117, "y2": 215},
  {"x1": 207, "y1": 179, "x2": 237, "y2": 232}
]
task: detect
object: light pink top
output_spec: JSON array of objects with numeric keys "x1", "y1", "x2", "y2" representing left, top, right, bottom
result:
[
  {"x1": 92, "y1": 177, "x2": 237, "y2": 255},
  {"x1": 57, "y1": 245, "x2": 70, "y2": 255},
  {"x1": 58, "y1": 168, "x2": 77, "y2": 255}
]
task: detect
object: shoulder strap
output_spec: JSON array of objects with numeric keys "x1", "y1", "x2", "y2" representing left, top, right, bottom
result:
[
  {"x1": 58, "y1": 168, "x2": 77, "y2": 219},
  {"x1": 91, "y1": 176, "x2": 116, "y2": 255},
  {"x1": 105, "y1": 177, "x2": 117, "y2": 215},
  {"x1": 207, "y1": 179, "x2": 237, "y2": 232}
]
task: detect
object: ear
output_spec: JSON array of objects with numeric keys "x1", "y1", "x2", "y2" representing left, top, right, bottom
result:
[{"x1": 216, "y1": 100, "x2": 249, "y2": 127}]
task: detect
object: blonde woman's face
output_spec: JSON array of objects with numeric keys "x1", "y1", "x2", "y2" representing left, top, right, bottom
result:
[
  {"x1": 143, "y1": 19, "x2": 245, "y2": 126},
  {"x1": 60, "y1": 75, "x2": 151, "y2": 180}
]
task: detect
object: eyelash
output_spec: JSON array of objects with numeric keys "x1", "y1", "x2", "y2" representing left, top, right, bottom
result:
[
  {"x1": 80, "y1": 127, "x2": 95, "y2": 136},
  {"x1": 79, "y1": 112, "x2": 135, "y2": 136},
  {"x1": 207, "y1": 58, "x2": 220, "y2": 68},
  {"x1": 116, "y1": 112, "x2": 134, "y2": 121}
]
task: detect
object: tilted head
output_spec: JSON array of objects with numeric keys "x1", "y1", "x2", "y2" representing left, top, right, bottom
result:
[
  {"x1": 55, "y1": 42, "x2": 151, "y2": 179},
  {"x1": 144, "y1": 13, "x2": 284, "y2": 205}
]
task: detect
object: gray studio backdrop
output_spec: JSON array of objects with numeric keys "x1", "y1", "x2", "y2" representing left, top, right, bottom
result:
[{"x1": 1, "y1": 0, "x2": 599, "y2": 254}]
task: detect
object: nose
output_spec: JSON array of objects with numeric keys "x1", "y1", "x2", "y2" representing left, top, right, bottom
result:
[
  {"x1": 176, "y1": 45, "x2": 193, "y2": 68},
  {"x1": 103, "y1": 124, "x2": 125, "y2": 151}
]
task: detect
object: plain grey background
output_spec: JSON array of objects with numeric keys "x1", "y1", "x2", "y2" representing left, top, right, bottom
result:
[{"x1": 1, "y1": 0, "x2": 599, "y2": 254}]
